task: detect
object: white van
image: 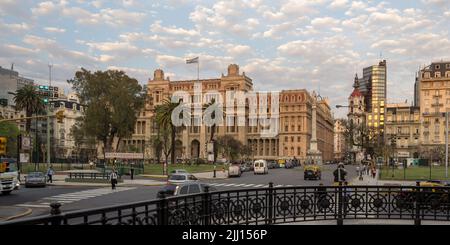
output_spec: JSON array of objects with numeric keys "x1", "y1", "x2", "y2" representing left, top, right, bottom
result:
[{"x1": 253, "y1": 160, "x2": 268, "y2": 175}]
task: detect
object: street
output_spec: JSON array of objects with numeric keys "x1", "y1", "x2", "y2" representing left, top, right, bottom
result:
[{"x1": 1, "y1": 164, "x2": 357, "y2": 219}]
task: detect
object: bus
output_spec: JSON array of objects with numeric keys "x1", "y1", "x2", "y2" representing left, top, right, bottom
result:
[{"x1": 0, "y1": 158, "x2": 20, "y2": 195}]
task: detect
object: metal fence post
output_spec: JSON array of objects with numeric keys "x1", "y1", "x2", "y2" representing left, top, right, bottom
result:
[
  {"x1": 414, "y1": 181, "x2": 421, "y2": 226},
  {"x1": 337, "y1": 182, "x2": 343, "y2": 225},
  {"x1": 202, "y1": 186, "x2": 210, "y2": 225},
  {"x1": 267, "y1": 182, "x2": 274, "y2": 225},
  {"x1": 50, "y1": 202, "x2": 62, "y2": 225},
  {"x1": 157, "y1": 193, "x2": 168, "y2": 225}
]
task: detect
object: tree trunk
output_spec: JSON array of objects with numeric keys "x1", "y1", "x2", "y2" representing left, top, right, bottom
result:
[{"x1": 170, "y1": 125, "x2": 176, "y2": 165}]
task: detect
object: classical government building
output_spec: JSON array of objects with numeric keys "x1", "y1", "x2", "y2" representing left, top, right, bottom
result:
[{"x1": 123, "y1": 64, "x2": 334, "y2": 162}]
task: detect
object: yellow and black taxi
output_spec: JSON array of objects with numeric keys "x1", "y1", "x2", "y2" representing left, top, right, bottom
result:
[{"x1": 304, "y1": 165, "x2": 322, "y2": 180}]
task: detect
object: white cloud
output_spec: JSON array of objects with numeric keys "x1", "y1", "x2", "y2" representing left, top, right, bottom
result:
[
  {"x1": 44, "y1": 27, "x2": 66, "y2": 33},
  {"x1": 329, "y1": 0, "x2": 349, "y2": 9}
]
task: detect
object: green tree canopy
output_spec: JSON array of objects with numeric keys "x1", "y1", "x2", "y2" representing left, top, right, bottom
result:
[
  {"x1": 67, "y1": 68, "x2": 146, "y2": 154},
  {"x1": 14, "y1": 84, "x2": 45, "y2": 132},
  {"x1": 0, "y1": 119, "x2": 20, "y2": 157}
]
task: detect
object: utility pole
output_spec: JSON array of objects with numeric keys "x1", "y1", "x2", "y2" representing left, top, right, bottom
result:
[
  {"x1": 446, "y1": 112, "x2": 448, "y2": 179},
  {"x1": 47, "y1": 64, "x2": 52, "y2": 167}
]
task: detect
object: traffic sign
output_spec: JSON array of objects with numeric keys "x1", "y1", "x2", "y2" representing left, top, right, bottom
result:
[
  {"x1": 20, "y1": 153, "x2": 30, "y2": 163},
  {"x1": 21, "y1": 136, "x2": 31, "y2": 150}
]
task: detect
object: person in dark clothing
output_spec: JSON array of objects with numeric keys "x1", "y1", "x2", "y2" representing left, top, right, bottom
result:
[
  {"x1": 110, "y1": 169, "x2": 118, "y2": 190},
  {"x1": 333, "y1": 163, "x2": 348, "y2": 183},
  {"x1": 316, "y1": 183, "x2": 328, "y2": 213}
]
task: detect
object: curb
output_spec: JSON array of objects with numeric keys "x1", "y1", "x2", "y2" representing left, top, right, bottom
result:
[
  {"x1": 140, "y1": 175, "x2": 168, "y2": 179},
  {"x1": 2, "y1": 208, "x2": 32, "y2": 221}
]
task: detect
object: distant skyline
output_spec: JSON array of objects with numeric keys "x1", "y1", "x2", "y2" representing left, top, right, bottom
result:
[{"x1": 1, "y1": 0, "x2": 450, "y2": 118}]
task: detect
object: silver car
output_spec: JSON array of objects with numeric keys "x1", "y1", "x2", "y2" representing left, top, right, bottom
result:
[
  {"x1": 168, "y1": 173, "x2": 198, "y2": 184},
  {"x1": 25, "y1": 172, "x2": 47, "y2": 188}
]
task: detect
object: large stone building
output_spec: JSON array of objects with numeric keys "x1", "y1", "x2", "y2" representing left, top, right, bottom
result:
[
  {"x1": 347, "y1": 74, "x2": 366, "y2": 163},
  {"x1": 385, "y1": 102, "x2": 420, "y2": 162},
  {"x1": 416, "y1": 61, "x2": 450, "y2": 147},
  {"x1": 123, "y1": 64, "x2": 334, "y2": 162},
  {"x1": 334, "y1": 119, "x2": 346, "y2": 161}
]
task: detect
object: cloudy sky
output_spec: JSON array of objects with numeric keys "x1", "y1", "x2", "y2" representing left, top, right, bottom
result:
[{"x1": 1, "y1": 0, "x2": 450, "y2": 118}]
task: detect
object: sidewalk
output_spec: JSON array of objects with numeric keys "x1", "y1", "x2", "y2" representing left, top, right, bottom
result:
[
  {"x1": 0, "y1": 206, "x2": 32, "y2": 222},
  {"x1": 351, "y1": 172, "x2": 417, "y2": 186}
]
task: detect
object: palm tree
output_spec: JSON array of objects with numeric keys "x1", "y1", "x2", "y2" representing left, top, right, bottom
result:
[
  {"x1": 155, "y1": 99, "x2": 181, "y2": 175},
  {"x1": 14, "y1": 84, "x2": 45, "y2": 132}
]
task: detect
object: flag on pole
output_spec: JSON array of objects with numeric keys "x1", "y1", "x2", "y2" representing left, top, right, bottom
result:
[{"x1": 186, "y1": 57, "x2": 199, "y2": 64}]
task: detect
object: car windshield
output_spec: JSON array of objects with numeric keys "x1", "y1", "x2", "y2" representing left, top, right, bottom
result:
[
  {"x1": 169, "y1": 175, "x2": 186, "y2": 180},
  {"x1": 28, "y1": 172, "x2": 44, "y2": 177}
]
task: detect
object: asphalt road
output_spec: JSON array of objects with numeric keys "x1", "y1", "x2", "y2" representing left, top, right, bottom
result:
[{"x1": 2, "y1": 164, "x2": 357, "y2": 220}]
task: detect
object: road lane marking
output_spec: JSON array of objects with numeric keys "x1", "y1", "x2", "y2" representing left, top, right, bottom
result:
[{"x1": 16, "y1": 204, "x2": 50, "y2": 208}]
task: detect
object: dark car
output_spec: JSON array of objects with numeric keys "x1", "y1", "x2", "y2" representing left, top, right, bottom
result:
[
  {"x1": 267, "y1": 161, "x2": 277, "y2": 169},
  {"x1": 25, "y1": 172, "x2": 47, "y2": 187}
]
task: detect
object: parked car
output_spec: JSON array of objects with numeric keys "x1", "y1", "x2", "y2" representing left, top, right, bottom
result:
[
  {"x1": 25, "y1": 172, "x2": 47, "y2": 188},
  {"x1": 240, "y1": 164, "x2": 250, "y2": 172},
  {"x1": 254, "y1": 160, "x2": 268, "y2": 175},
  {"x1": 267, "y1": 160, "x2": 277, "y2": 169},
  {"x1": 168, "y1": 173, "x2": 198, "y2": 184},
  {"x1": 246, "y1": 162, "x2": 254, "y2": 171},
  {"x1": 304, "y1": 165, "x2": 322, "y2": 180},
  {"x1": 228, "y1": 163, "x2": 242, "y2": 177},
  {"x1": 157, "y1": 182, "x2": 217, "y2": 198}
]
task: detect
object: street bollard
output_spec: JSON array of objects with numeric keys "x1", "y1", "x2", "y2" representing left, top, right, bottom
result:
[
  {"x1": 213, "y1": 169, "x2": 216, "y2": 178},
  {"x1": 50, "y1": 202, "x2": 62, "y2": 225}
]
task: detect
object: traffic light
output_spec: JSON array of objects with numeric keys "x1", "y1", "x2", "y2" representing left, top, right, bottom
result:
[
  {"x1": 56, "y1": 110, "x2": 64, "y2": 123},
  {"x1": 0, "y1": 137, "x2": 7, "y2": 156}
]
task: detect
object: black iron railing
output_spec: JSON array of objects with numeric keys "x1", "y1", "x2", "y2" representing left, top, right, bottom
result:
[{"x1": 3, "y1": 182, "x2": 450, "y2": 225}]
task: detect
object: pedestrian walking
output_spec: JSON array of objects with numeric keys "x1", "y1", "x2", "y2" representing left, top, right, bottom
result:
[
  {"x1": 130, "y1": 162, "x2": 135, "y2": 180},
  {"x1": 356, "y1": 165, "x2": 360, "y2": 176},
  {"x1": 372, "y1": 167, "x2": 377, "y2": 179},
  {"x1": 110, "y1": 169, "x2": 118, "y2": 190},
  {"x1": 89, "y1": 159, "x2": 95, "y2": 170},
  {"x1": 46, "y1": 166, "x2": 54, "y2": 183}
]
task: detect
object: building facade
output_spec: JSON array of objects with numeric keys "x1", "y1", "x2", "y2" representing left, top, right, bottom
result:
[
  {"x1": 334, "y1": 119, "x2": 346, "y2": 161},
  {"x1": 123, "y1": 64, "x2": 334, "y2": 162},
  {"x1": 50, "y1": 92, "x2": 85, "y2": 160},
  {"x1": 417, "y1": 61, "x2": 450, "y2": 147},
  {"x1": 357, "y1": 60, "x2": 387, "y2": 136},
  {"x1": 385, "y1": 103, "x2": 420, "y2": 162},
  {"x1": 0, "y1": 66, "x2": 34, "y2": 107}
]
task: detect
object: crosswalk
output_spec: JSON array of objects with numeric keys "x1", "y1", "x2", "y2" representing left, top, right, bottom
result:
[
  {"x1": 16, "y1": 187, "x2": 135, "y2": 209},
  {"x1": 208, "y1": 182, "x2": 296, "y2": 189}
]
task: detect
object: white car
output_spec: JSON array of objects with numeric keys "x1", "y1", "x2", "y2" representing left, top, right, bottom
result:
[
  {"x1": 254, "y1": 160, "x2": 268, "y2": 175},
  {"x1": 228, "y1": 164, "x2": 242, "y2": 177}
]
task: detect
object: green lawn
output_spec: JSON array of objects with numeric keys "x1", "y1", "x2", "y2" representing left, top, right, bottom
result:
[
  {"x1": 142, "y1": 163, "x2": 225, "y2": 175},
  {"x1": 379, "y1": 166, "x2": 450, "y2": 181}
]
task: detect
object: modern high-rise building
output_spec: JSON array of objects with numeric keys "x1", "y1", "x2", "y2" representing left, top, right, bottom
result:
[
  {"x1": 417, "y1": 61, "x2": 450, "y2": 147},
  {"x1": 357, "y1": 60, "x2": 387, "y2": 135},
  {"x1": 0, "y1": 66, "x2": 34, "y2": 106}
]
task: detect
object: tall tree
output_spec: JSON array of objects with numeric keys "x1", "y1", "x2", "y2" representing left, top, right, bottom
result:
[
  {"x1": 0, "y1": 119, "x2": 20, "y2": 157},
  {"x1": 67, "y1": 69, "x2": 145, "y2": 159},
  {"x1": 155, "y1": 99, "x2": 181, "y2": 174},
  {"x1": 14, "y1": 84, "x2": 45, "y2": 132},
  {"x1": 216, "y1": 135, "x2": 243, "y2": 162}
]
